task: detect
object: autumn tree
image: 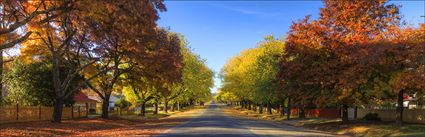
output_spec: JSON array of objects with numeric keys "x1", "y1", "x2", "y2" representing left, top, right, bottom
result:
[
  {"x1": 220, "y1": 35, "x2": 285, "y2": 115},
  {"x1": 0, "y1": 0, "x2": 65, "y2": 101},
  {"x1": 278, "y1": 0, "x2": 402, "y2": 123},
  {"x1": 377, "y1": 25, "x2": 425, "y2": 124},
  {"x1": 220, "y1": 48, "x2": 258, "y2": 110},
  {"x1": 121, "y1": 29, "x2": 183, "y2": 116},
  {"x1": 177, "y1": 38, "x2": 214, "y2": 108},
  {"x1": 19, "y1": 0, "x2": 103, "y2": 123},
  {"x1": 79, "y1": 0, "x2": 167, "y2": 119}
]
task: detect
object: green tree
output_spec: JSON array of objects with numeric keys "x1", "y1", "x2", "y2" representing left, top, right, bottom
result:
[{"x1": 3, "y1": 58, "x2": 79, "y2": 106}]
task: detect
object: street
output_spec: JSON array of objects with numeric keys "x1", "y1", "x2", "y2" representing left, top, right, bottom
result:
[{"x1": 157, "y1": 103, "x2": 335, "y2": 137}]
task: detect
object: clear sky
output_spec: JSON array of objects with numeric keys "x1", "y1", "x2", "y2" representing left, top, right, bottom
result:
[{"x1": 157, "y1": 1, "x2": 425, "y2": 93}]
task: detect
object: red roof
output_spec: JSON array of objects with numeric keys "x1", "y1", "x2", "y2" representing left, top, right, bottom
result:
[{"x1": 74, "y1": 92, "x2": 98, "y2": 103}]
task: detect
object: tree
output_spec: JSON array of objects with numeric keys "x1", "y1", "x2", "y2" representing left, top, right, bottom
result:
[
  {"x1": 220, "y1": 35, "x2": 284, "y2": 115},
  {"x1": 120, "y1": 29, "x2": 183, "y2": 116},
  {"x1": 178, "y1": 39, "x2": 214, "y2": 107},
  {"x1": 0, "y1": 0, "x2": 65, "y2": 102},
  {"x1": 21, "y1": 0, "x2": 98, "y2": 123},
  {"x1": 80, "y1": 0, "x2": 166, "y2": 119},
  {"x1": 374, "y1": 25, "x2": 425, "y2": 125},
  {"x1": 251, "y1": 35, "x2": 285, "y2": 114},
  {"x1": 3, "y1": 58, "x2": 79, "y2": 106},
  {"x1": 220, "y1": 48, "x2": 258, "y2": 110},
  {"x1": 278, "y1": 0, "x2": 402, "y2": 123},
  {"x1": 122, "y1": 78, "x2": 158, "y2": 116}
]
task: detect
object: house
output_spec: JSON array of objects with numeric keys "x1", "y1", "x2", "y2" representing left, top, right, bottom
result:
[
  {"x1": 73, "y1": 92, "x2": 99, "y2": 114},
  {"x1": 87, "y1": 94, "x2": 122, "y2": 114},
  {"x1": 404, "y1": 94, "x2": 424, "y2": 109}
]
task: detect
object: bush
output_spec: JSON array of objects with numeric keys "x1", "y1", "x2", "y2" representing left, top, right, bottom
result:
[{"x1": 363, "y1": 113, "x2": 381, "y2": 121}]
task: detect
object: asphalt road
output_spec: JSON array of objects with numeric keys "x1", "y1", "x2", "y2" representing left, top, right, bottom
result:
[{"x1": 156, "y1": 102, "x2": 335, "y2": 137}]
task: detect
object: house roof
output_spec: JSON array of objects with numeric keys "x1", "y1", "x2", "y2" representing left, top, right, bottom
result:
[{"x1": 74, "y1": 92, "x2": 99, "y2": 103}]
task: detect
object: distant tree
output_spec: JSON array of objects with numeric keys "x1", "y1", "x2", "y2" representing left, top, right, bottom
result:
[
  {"x1": 115, "y1": 97, "x2": 131, "y2": 109},
  {"x1": 220, "y1": 35, "x2": 285, "y2": 115}
]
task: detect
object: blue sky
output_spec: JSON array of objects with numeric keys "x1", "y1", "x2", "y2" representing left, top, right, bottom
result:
[{"x1": 157, "y1": 1, "x2": 425, "y2": 93}]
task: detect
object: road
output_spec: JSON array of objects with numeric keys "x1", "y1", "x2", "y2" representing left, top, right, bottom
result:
[{"x1": 156, "y1": 102, "x2": 335, "y2": 137}]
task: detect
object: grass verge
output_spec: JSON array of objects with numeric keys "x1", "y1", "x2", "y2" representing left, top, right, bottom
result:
[{"x1": 223, "y1": 105, "x2": 425, "y2": 137}]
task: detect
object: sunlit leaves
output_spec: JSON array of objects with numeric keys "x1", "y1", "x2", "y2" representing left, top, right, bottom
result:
[{"x1": 220, "y1": 35, "x2": 285, "y2": 104}]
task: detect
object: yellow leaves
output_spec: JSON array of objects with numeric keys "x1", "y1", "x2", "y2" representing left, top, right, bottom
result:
[
  {"x1": 20, "y1": 33, "x2": 50, "y2": 63},
  {"x1": 220, "y1": 35, "x2": 285, "y2": 102}
]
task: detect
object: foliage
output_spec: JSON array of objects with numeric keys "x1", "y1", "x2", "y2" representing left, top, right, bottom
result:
[
  {"x1": 277, "y1": 0, "x2": 424, "y2": 123},
  {"x1": 3, "y1": 58, "x2": 78, "y2": 106},
  {"x1": 220, "y1": 35, "x2": 285, "y2": 106},
  {"x1": 217, "y1": 0, "x2": 425, "y2": 124},
  {"x1": 115, "y1": 98, "x2": 131, "y2": 109},
  {"x1": 178, "y1": 38, "x2": 214, "y2": 104},
  {"x1": 215, "y1": 90, "x2": 238, "y2": 103}
]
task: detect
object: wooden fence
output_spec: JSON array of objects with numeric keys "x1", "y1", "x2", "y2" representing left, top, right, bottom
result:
[
  {"x1": 357, "y1": 109, "x2": 425, "y2": 124},
  {"x1": 290, "y1": 108, "x2": 340, "y2": 119},
  {"x1": 109, "y1": 107, "x2": 136, "y2": 116},
  {"x1": 0, "y1": 104, "x2": 88, "y2": 123}
]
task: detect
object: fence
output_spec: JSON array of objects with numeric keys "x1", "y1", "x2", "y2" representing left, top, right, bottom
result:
[
  {"x1": 357, "y1": 109, "x2": 425, "y2": 124},
  {"x1": 289, "y1": 108, "x2": 340, "y2": 119},
  {"x1": 0, "y1": 103, "x2": 88, "y2": 123},
  {"x1": 109, "y1": 107, "x2": 136, "y2": 116}
]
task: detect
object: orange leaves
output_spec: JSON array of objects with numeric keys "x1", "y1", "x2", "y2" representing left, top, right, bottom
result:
[{"x1": 278, "y1": 0, "x2": 424, "y2": 107}]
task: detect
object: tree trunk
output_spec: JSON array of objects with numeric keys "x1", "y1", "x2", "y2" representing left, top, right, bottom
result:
[
  {"x1": 52, "y1": 97, "x2": 64, "y2": 123},
  {"x1": 241, "y1": 101, "x2": 245, "y2": 110},
  {"x1": 342, "y1": 103, "x2": 349, "y2": 123},
  {"x1": 299, "y1": 106, "x2": 305, "y2": 118},
  {"x1": 154, "y1": 102, "x2": 158, "y2": 114},
  {"x1": 287, "y1": 96, "x2": 291, "y2": 120},
  {"x1": 52, "y1": 53, "x2": 63, "y2": 123},
  {"x1": 396, "y1": 89, "x2": 405, "y2": 125},
  {"x1": 140, "y1": 101, "x2": 146, "y2": 116},
  {"x1": 280, "y1": 103, "x2": 285, "y2": 116},
  {"x1": 259, "y1": 104, "x2": 263, "y2": 114},
  {"x1": 164, "y1": 99, "x2": 168, "y2": 113},
  {"x1": 248, "y1": 101, "x2": 252, "y2": 110},
  {"x1": 0, "y1": 50, "x2": 3, "y2": 102},
  {"x1": 253, "y1": 104, "x2": 257, "y2": 111},
  {"x1": 177, "y1": 102, "x2": 181, "y2": 111},
  {"x1": 267, "y1": 101, "x2": 272, "y2": 115},
  {"x1": 101, "y1": 97, "x2": 110, "y2": 119}
]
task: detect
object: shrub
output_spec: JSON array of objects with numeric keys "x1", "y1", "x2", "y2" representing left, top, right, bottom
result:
[{"x1": 363, "y1": 113, "x2": 381, "y2": 121}]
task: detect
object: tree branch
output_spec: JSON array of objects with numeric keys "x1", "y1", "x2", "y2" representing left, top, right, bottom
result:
[{"x1": 0, "y1": 32, "x2": 32, "y2": 50}]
